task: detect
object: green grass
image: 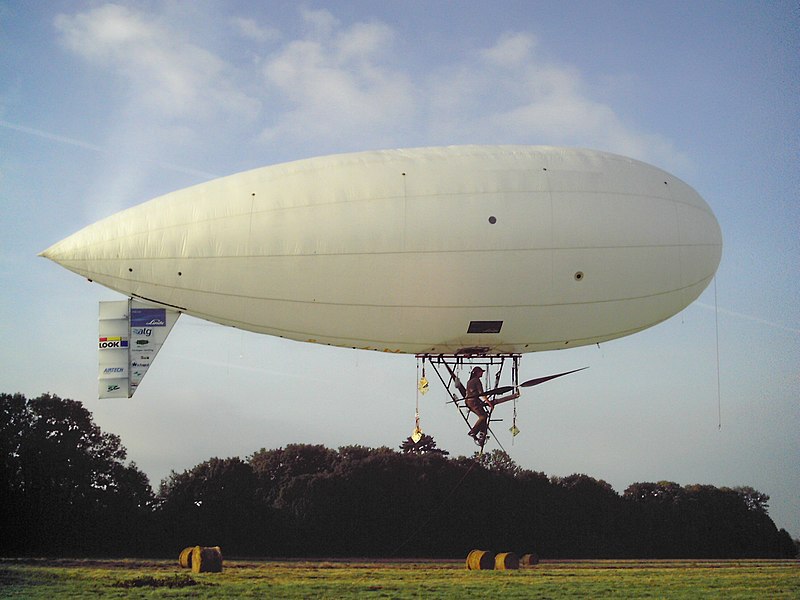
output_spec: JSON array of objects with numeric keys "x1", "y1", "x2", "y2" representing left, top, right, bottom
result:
[{"x1": 0, "y1": 558, "x2": 797, "y2": 599}]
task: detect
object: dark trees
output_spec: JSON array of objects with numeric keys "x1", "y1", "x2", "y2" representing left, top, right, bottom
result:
[
  {"x1": 549, "y1": 474, "x2": 623, "y2": 557},
  {"x1": 0, "y1": 393, "x2": 154, "y2": 555},
  {"x1": 249, "y1": 443, "x2": 339, "y2": 505},
  {"x1": 622, "y1": 481, "x2": 788, "y2": 558},
  {"x1": 157, "y1": 457, "x2": 267, "y2": 555},
  {"x1": 3, "y1": 392, "x2": 794, "y2": 559},
  {"x1": 400, "y1": 433, "x2": 449, "y2": 455}
]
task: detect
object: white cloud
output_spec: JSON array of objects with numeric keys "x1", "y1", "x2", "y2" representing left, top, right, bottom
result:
[
  {"x1": 260, "y1": 15, "x2": 414, "y2": 147},
  {"x1": 254, "y1": 17, "x2": 687, "y2": 168},
  {"x1": 479, "y1": 32, "x2": 537, "y2": 67},
  {"x1": 53, "y1": 5, "x2": 688, "y2": 173},
  {"x1": 334, "y1": 21, "x2": 394, "y2": 63},
  {"x1": 55, "y1": 3, "x2": 153, "y2": 54},
  {"x1": 53, "y1": 3, "x2": 261, "y2": 218},
  {"x1": 428, "y1": 32, "x2": 688, "y2": 170},
  {"x1": 229, "y1": 16, "x2": 280, "y2": 44},
  {"x1": 55, "y1": 4, "x2": 259, "y2": 121},
  {"x1": 300, "y1": 7, "x2": 340, "y2": 39}
]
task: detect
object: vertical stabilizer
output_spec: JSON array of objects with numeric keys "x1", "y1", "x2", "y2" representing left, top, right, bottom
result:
[{"x1": 98, "y1": 299, "x2": 180, "y2": 398}]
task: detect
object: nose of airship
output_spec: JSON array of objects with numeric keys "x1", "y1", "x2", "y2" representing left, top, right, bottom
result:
[
  {"x1": 39, "y1": 196, "x2": 195, "y2": 306},
  {"x1": 40, "y1": 209, "x2": 140, "y2": 295},
  {"x1": 40, "y1": 223, "x2": 102, "y2": 280},
  {"x1": 40, "y1": 231, "x2": 82, "y2": 260},
  {"x1": 40, "y1": 228, "x2": 90, "y2": 276}
]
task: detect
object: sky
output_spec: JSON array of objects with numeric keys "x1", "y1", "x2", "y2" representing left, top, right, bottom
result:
[{"x1": 1, "y1": 1, "x2": 798, "y2": 538}]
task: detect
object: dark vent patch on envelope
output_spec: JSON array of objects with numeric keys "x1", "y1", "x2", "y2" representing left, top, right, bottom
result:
[{"x1": 468, "y1": 320, "x2": 503, "y2": 334}]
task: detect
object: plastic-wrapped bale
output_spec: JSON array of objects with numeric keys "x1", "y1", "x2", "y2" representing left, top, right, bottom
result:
[
  {"x1": 191, "y1": 546, "x2": 223, "y2": 573},
  {"x1": 465, "y1": 549, "x2": 494, "y2": 570},
  {"x1": 494, "y1": 552, "x2": 519, "y2": 570},
  {"x1": 178, "y1": 546, "x2": 195, "y2": 569},
  {"x1": 520, "y1": 552, "x2": 540, "y2": 566}
]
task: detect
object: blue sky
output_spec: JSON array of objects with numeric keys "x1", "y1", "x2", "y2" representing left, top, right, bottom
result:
[{"x1": 2, "y1": 2, "x2": 798, "y2": 538}]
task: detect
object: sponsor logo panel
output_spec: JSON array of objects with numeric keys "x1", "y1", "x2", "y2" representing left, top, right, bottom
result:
[
  {"x1": 131, "y1": 308, "x2": 166, "y2": 327},
  {"x1": 99, "y1": 336, "x2": 129, "y2": 349}
]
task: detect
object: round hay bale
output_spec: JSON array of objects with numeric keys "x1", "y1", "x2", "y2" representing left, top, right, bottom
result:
[
  {"x1": 494, "y1": 551, "x2": 519, "y2": 570},
  {"x1": 191, "y1": 545, "x2": 223, "y2": 573},
  {"x1": 178, "y1": 546, "x2": 194, "y2": 569},
  {"x1": 465, "y1": 549, "x2": 495, "y2": 570},
  {"x1": 520, "y1": 552, "x2": 539, "y2": 566}
]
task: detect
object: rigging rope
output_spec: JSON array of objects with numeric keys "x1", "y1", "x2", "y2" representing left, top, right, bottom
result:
[
  {"x1": 391, "y1": 456, "x2": 481, "y2": 556},
  {"x1": 413, "y1": 358, "x2": 423, "y2": 441},
  {"x1": 714, "y1": 276, "x2": 722, "y2": 430}
]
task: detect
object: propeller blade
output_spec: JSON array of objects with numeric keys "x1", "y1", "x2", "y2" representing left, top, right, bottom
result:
[
  {"x1": 449, "y1": 369, "x2": 587, "y2": 403},
  {"x1": 484, "y1": 385, "x2": 515, "y2": 397},
  {"x1": 520, "y1": 367, "x2": 588, "y2": 388},
  {"x1": 453, "y1": 385, "x2": 515, "y2": 404}
]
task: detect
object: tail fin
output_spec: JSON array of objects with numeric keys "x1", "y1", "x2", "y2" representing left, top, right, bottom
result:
[{"x1": 98, "y1": 299, "x2": 180, "y2": 398}]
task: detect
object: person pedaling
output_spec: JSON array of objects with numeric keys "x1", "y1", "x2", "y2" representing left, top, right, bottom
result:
[{"x1": 464, "y1": 366, "x2": 493, "y2": 445}]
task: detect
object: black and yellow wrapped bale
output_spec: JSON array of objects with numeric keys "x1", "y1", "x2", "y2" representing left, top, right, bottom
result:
[
  {"x1": 494, "y1": 552, "x2": 519, "y2": 570},
  {"x1": 465, "y1": 549, "x2": 495, "y2": 570},
  {"x1": 520, "y1": 552, "x2": 540, "y2": 566},
  {"x1": 190, "y1": 546, "x2": 223, "y2": 573},
  {"x1": 178, "y1": 546, "x2": 194, "y2": 569}
]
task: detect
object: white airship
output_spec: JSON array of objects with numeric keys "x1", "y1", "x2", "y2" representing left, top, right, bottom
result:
[{"x1": 41, "y1": 145, "x2": 722, "y2": 403}]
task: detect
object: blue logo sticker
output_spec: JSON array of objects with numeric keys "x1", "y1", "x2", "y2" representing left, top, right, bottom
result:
[{"x1": 131, "y1": 308, "x2": 166, "y2": 327}]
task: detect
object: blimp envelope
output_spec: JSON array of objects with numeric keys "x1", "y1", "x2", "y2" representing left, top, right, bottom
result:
[{"x1": 43, "y1": 145, "x2": 722, "y2": 372}]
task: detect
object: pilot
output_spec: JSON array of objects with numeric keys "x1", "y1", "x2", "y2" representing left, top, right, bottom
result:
[{"x1": 465, "y1": 366, "x2": 492, "y2": 442}]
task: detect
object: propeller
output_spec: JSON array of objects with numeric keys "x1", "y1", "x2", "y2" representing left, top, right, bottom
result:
[
  {"x1": 482, "y1": 385, "x2": 515, "y2": 398},
  {"x1": 449, "y1": 385, "x2": 512, "y2": 404},
  {"x1": 519, "y1": 366, "x2": 589, "y2": 388},
  {"x1": 448, "y1": 367, "x2": 589, "y2": 404}
]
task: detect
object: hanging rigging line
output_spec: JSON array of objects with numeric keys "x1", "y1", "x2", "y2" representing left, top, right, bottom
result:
[
  {"x1": 413, "y1": 358, "x2": 423, "y2": 442},
  {"x1": 391, "y1": 455, "x2": 481, "y2": 556},
  {"x1": 714, "y1": 276, "x2": 722, "y2": 430}
]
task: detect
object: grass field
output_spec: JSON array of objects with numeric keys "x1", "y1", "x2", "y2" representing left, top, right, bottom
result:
[{"x1": 1, "y1": 557, "x2": 797, "y2": 599}]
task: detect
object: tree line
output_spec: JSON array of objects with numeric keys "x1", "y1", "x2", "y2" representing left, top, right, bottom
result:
[{"x1": 2, "y1": 393, "x2": 797, "y2": 558}]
